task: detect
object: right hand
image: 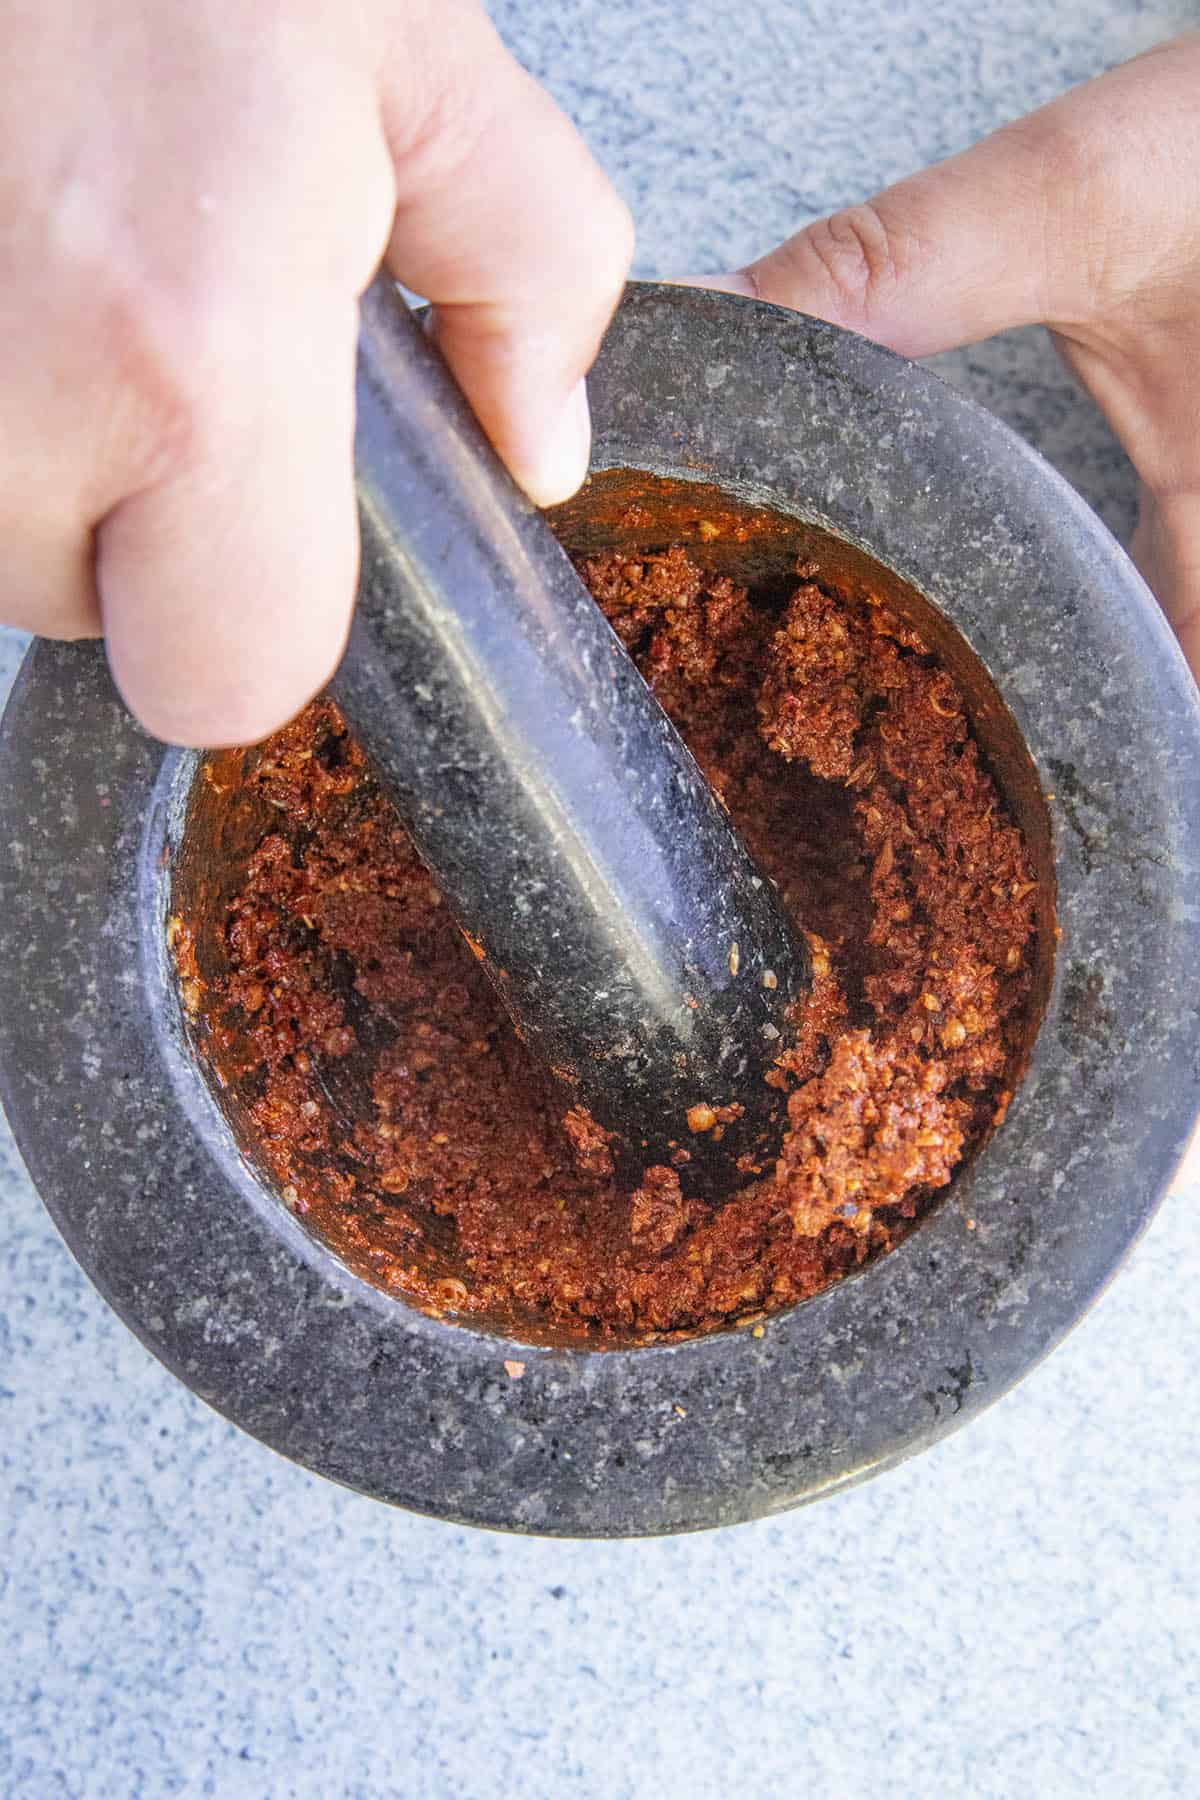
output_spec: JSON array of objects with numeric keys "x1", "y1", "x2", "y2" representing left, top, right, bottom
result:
[{"x1": 0, "y1": 0, "x2": 633, "y2": 744}]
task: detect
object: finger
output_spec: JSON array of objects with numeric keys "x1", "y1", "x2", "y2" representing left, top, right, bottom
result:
[
  {"x1": 1175, "y1": 1121, "x2": 1200, "y2": 1191},
  {"x1": 714, "y1": 134, "x2": 1058, "y2": 359},
  {"x1": 706, "y1": 40, "x2": 1200, "y2": 361},
  {"x1": 1131, "y1": 485, "x2": 1200, "y2": 684},
  {"x1": 378, "y1": 2, "x2": 633, "y2": 505},
  {"x1": 0, "y1": 506, "x2": 100, "y2": 638},
  {"x1": 98, "y1": 293, "x2": 361, "y2": 748},
  {"x1": 0, "y1": 322, "x2": 116, "y2": 640}
]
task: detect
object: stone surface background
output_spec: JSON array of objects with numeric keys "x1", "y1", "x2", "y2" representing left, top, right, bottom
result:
[{"x1": 2, "y1": 2, "x2": 1197, "y2": 1793}]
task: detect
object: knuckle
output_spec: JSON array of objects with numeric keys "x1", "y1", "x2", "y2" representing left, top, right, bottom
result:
[
  {"x1": 4, "y1": 168, "x2": 256, "y2": 485},
  {"x1": 390, "y1": 21, "x2": 633, "y2": 302},
  {"x1": 111, "y1": 283, "x2": 240, "y2": 471},
  {"x1": 800, "y1": 202, "x2": 911, "y2": 322},
  {"x1": 997, "y1": 111, "x2": 1125, "y2": 313},
  {"x1": 388, "y1": 30, "x2": 495, "y2": 180},
  {"x1": 1002, "y1": 108, "x2": 1113, "y2": 198},
  {"x1": 55, "y1": 220, "x2": 262, "y2": 479},
  {"x1": 79, "y1": 262, "x2": 227, "y2": 479}
]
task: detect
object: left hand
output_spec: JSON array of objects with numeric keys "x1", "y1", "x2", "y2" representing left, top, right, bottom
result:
[{"x1": 690, "y1": 32, "x2": 1200, "y2": 1188}]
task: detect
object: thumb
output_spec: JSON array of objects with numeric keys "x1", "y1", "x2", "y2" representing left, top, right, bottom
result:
[
  {"x1": 708, "y1": 122, "x2": 1069, "y2": 359},
  {"x1": 706, "y1": 38, "x2": 1200, "y2": 361},
  {"x1": 379, "y1": 2, "x2": 633, "y2": 506}
]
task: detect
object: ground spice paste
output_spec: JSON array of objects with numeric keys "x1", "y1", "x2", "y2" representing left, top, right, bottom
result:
[{"x1": 185, "y1": 548, "x2": 1038, "y2": 1339}]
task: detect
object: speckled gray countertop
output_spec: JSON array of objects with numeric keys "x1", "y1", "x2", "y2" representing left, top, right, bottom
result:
[{"x1": 2, "y1": 2, "x2": 1197, "y2": 1794}]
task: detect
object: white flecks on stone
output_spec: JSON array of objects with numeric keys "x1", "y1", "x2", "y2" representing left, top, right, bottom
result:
[{"x1": 2, "y1": 0, "x2": 1197, "y2": 1792}]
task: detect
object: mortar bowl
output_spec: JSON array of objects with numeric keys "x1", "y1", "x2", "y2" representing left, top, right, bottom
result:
[{"x1": 1, "y1": 283, "x2": 1197, "y2": 1535}]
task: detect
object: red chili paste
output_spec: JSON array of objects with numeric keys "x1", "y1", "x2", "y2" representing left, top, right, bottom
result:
[{"x1": 183, "y1": 548, "x2": 1037, "y2": 1339}]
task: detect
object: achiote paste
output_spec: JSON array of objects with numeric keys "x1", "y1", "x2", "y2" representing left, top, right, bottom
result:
[{"x1": 185, "y1": 547, "x2": 1037, "y2": 1339}]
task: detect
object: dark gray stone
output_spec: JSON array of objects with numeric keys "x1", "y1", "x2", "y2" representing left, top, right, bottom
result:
[
  {"x1": 1, "y1": 282, "x2": 1197, "y2": 1536},
  {"x1": 340, "y1": 277, "x2": 808, "y2": 1179}
]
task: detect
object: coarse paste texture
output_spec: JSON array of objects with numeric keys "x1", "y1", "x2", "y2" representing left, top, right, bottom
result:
[{"x1": 185, "y1": 548, "x2": 1037, "y2": 1340}]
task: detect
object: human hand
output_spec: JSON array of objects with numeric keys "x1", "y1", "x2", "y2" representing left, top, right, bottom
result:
[
  {"x1": 694, "y1": 32, "x2": 1200, "y2": 1187},
  {"x1": 701, "y1": 33, "x2": 1200, "y2": 690},
  {"x1": 1, "y1": 0, "x2": 632, "y2": 744}
]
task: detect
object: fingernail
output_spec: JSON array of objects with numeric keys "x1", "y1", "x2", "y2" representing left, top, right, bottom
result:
[{"x1": 519, "y1": 379, "x2": 592, "y2": 508}]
